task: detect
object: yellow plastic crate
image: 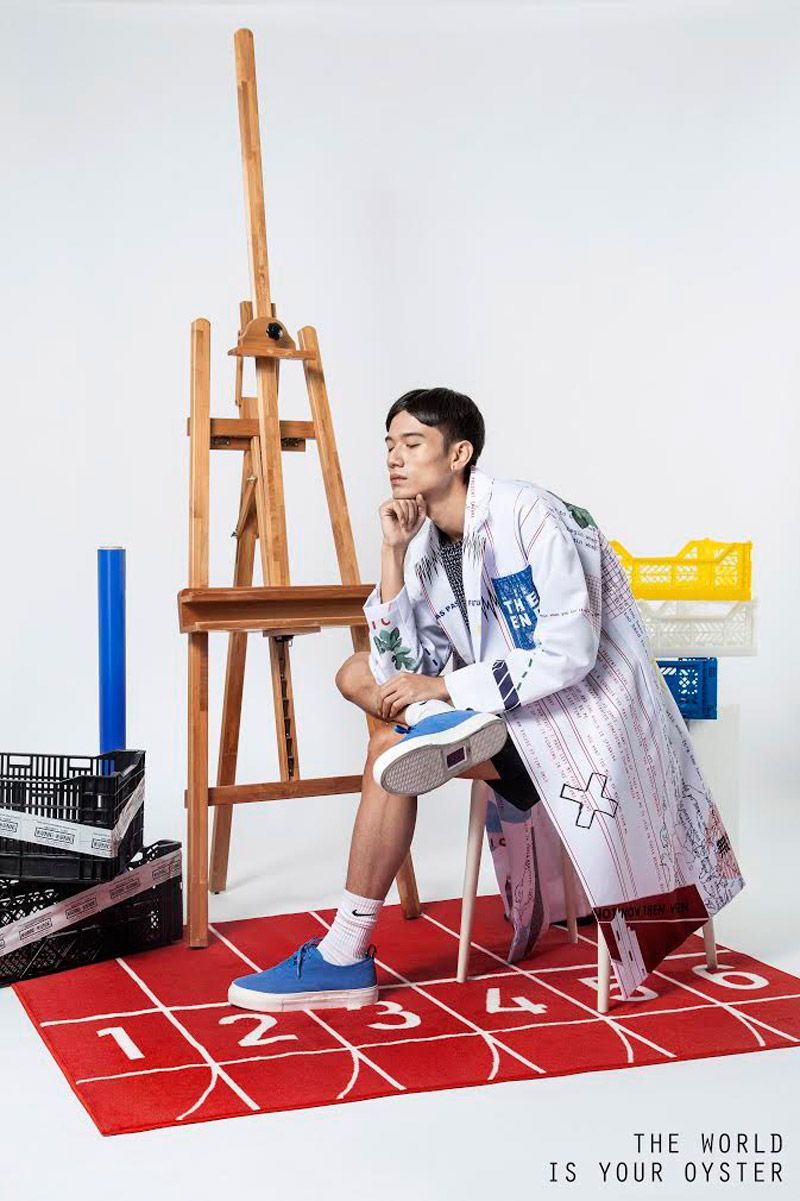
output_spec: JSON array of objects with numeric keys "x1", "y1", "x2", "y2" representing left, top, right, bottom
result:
[{"x1": 609, "y1": 539, "x2": 752, "y2": 601}]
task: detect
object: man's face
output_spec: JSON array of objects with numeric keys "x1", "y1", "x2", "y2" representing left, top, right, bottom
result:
[{"x1": 385, "y1": 412, "x2": 451, "y2": 498}]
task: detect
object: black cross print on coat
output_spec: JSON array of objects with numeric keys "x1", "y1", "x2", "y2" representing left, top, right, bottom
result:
[{"x1": 561, "y1": 772, "x2": 619, "y2": 829}]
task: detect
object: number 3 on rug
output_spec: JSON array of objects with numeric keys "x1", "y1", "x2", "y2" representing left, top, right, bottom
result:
[{"x1": 362, "y1": 999, "x2": 421, "y2": 1030}]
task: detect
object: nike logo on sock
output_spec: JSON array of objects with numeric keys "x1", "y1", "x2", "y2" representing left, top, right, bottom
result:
[{"x1": 351, "y1": 909, "x2": 375, "y2": 917}]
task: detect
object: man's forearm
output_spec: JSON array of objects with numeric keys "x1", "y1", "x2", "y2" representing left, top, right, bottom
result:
[{"x1": 379, "y1": 543, "x2": 406, "y2": 603}]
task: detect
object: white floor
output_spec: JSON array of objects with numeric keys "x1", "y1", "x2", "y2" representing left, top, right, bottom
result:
[{"x1": 1, "y1": 786, "x2": 798, "y2": 1201}]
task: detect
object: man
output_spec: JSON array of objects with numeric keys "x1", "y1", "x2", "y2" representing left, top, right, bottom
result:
[{"x1": 228, "y1": 387, "x2": 745, "y2": 1014}]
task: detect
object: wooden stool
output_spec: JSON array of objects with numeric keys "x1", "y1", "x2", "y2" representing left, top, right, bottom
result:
[{"x1": 456, "y1": 779, "x2": 718, "y2": 1013}]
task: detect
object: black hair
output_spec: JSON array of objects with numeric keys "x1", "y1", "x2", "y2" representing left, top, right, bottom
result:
[{"x1": 385, "y1": 387, "x2": 485, "y2": 482}]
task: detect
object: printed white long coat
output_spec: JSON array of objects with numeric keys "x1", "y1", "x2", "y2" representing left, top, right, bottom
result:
[{"x1": 363, "y1": 465, "x2": 745, "y2": 1000}]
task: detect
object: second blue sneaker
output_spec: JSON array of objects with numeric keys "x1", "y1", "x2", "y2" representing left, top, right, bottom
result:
[
  {"x1": 227, "y1": 937, "x2": 379, "y2": 1013},
  {"x1": 373, "y1": 709, "x2": 508, "y2": 796}
]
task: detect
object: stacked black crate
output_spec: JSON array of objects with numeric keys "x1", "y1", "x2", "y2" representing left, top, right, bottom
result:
[{"x1": 0, "y1": 750, "x2": 183, "y2": 984}]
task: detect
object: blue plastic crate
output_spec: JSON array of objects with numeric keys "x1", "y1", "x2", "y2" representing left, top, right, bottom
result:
[{"x1": 657, "y1": 657, "x2": 718, "y2": 720}]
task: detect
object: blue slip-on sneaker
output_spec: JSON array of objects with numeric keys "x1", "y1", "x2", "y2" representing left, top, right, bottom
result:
[
  {"x1": 227, "y1": 936, "x2": 379, "y2": 1013},
  {"x1": 373, "y1": 709, "x2": 508, "y2": 796}
]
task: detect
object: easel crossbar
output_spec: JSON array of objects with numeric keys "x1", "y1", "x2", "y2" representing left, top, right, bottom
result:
[
  {"x1": 186, "y1": 417, "x2": 316, "y2": 445},
  {"x1": 184, "y1": 775, "x2": 365, "y2": 807},
  {"x1": 178, "y1": 585, "x2": 374, "y2": 633}
]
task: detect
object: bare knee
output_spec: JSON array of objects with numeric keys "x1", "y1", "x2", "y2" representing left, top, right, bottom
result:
[
  {"x1": 335, "y1": 650, "x2": 370, "y2": 700},
  {"x1": 367, "y1": 723, "x2": 402, "y2": 758}
]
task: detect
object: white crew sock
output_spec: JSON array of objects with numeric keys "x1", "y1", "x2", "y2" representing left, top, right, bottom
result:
[
  {"x1": 316, "y1": 888, "x2": 385, "y2": 965},
  {"x1": 403, "y1": 698, "x2": 455, "y2": 726}
]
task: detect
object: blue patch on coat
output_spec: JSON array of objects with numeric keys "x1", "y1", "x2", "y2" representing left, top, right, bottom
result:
[{"x1": 491, "y1": 566, "x2": 539, "y2": 650}]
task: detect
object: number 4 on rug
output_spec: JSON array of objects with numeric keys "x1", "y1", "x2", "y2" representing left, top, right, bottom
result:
[{"x1": 485, "y1": 987, "x2": 548, "y2": 1016}]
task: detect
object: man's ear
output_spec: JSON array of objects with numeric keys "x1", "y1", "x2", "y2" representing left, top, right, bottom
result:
[{"x1": 452, "y1": 439, "x2": 473, "y2": 472}]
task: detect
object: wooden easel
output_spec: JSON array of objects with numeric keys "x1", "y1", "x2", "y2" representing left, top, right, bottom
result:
[{"x1": 179, "y1": 29, "x2": 420, "y2": 948}]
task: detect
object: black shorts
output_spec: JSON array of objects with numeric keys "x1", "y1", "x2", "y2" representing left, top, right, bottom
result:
[{"x1": 488, "y1": 735, "x2": 541, "y2": 812}]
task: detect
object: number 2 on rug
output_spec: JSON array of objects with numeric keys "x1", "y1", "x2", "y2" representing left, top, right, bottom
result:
[{"x1": 218, "y1": 1013, "x2": 299, "y2": 1047}]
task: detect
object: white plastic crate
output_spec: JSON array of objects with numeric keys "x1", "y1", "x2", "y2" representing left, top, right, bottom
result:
[{"x1": 637, "y1": 599, "x2": 756, "y2": 657}]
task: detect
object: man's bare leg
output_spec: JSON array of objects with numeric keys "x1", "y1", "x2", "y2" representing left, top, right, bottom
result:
[
  {"x1": 335, "y1": 651, "x2": 501, "y2": 900},
  {"x1": 335, "y1": 648, "x2": 414, "y2": 729},
  {"x1": 346, "y1": 724, "x2": 417, "y2": 898}
]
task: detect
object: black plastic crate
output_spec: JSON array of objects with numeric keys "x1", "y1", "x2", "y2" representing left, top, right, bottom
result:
[
  {"x1": 0, "y1": 749, "x2": 145, "y2": 883},
  {"x1": 0, "y1": 839, "x2": 183, "y2": 986}
]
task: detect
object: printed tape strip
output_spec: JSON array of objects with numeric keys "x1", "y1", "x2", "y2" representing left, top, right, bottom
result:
[
  {"x1": 0, "y1": 846, "x2": 182, "y2": 958},
  {"x1": 0, "y1": 777, "x2": 145, "y2": 858}
]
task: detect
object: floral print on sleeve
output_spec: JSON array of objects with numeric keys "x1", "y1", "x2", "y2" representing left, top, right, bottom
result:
[{"x1": 372, "y1": 626, "x2": 423, "y2": 672}]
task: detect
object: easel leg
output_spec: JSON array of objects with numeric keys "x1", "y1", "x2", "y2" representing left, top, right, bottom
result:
[
  {"x1": 300, "y1": 322, "x2": 421, "y2": 917},
  {"x1": 210, "y1": 434, "x2": 258, "y2": 893},
  {"x1": 210, "y1": 623, "x2": 249, "y2": 893},
  {"x1": 187, "y1": 630, "x2": 209, "y2": 947},
  {"x1": 394, "y1": 855, "x2": 421, "y2": 918},
  {"x1": 187, "y1": 317, "x2": 210, "y2": 947}
]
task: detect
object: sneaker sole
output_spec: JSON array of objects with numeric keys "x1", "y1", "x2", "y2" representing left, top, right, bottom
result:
[
  {"x1": 374, "y1": 712, "x2": 508, "y2": 796},
  {"x1": 227, "y1": 981, "x2": 379, "y2": 1013}
]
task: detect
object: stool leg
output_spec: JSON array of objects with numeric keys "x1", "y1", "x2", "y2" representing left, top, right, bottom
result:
[
  {"x1": 561, "y1": 844, "x2": 578, "y2": 943},
  {"x1": 703, "y1": 916, "x2": 718, "y2": 970},
  {"x1": 597, "y1": 925, "x2": 611, "y2": 1014},
  {"x1": 457, "y1": 781, "x2": 488, "y2": 983}
]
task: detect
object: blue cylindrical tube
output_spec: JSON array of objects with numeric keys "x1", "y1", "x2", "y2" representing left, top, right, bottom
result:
[{"x1": 98, "y1": 547, "x2": 126, "y2": 754}]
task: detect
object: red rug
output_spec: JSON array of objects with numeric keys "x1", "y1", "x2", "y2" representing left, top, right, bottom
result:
[{"x1": 11, "y1": 894, "x2": 800, "y2": 1136}]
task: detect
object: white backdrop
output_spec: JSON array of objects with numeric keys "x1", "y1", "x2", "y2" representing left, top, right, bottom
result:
[{"x1": 0, "y1": 0, "x2": 797, "y2": 940}]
